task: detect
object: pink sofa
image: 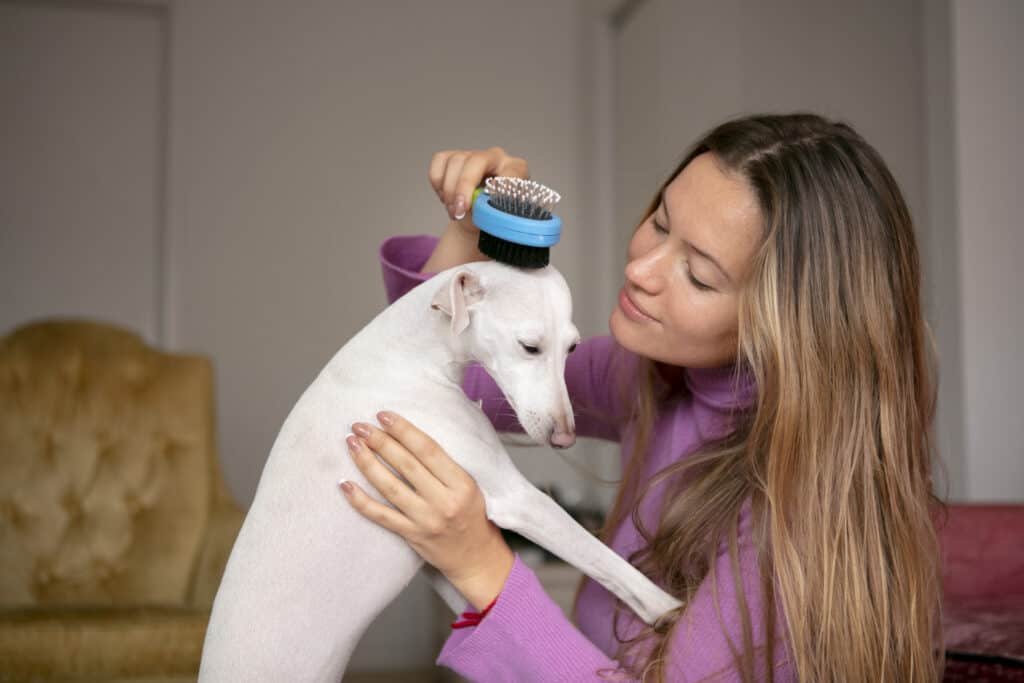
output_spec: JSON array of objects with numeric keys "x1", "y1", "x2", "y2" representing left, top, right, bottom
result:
[{"x1": 940, "y1": 504, "x2": 1024, "y2": 680}]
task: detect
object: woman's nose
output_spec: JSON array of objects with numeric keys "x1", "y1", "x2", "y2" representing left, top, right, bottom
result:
[{"x1": 625, "y1": 244, "x2": 668, "y2": 292}]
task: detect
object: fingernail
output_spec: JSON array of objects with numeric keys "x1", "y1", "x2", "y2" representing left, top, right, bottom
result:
[
  {"x1": 352, "y1": 423, "x2": 371, "y2": 438},
  {"x1": 454, "y1": 195, "x2": 466, "y2": 220},
  {"x1": 338, "y1": 479, "x2": 354, "y2": 495},
  {"x1": 346, "y1": 434, "x2": 362, "y2": 452},
  {"x1": 377, "y1": 411, "x2": 394, "y2": 426}
]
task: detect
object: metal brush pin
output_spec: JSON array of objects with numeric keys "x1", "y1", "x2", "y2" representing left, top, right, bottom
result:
[{"x1": 484, "y1": 177, "x2": 562, "y2": 220}]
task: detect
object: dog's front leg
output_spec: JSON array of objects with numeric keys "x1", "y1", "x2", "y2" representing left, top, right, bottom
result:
[
  {"x1": 423, "y1": 565, "x2": 466, "y2": 615},
  {"x1": 485, "y1": 485, "x2": 682, "y2": 625}
]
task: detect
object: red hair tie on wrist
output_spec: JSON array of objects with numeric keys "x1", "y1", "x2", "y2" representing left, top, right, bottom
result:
[{"x1": 450, "y1": 595, "x2": 499, "y2": 629}]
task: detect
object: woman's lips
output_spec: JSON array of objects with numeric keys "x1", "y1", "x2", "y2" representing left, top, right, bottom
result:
[{"x1": 618, "y1": 287, "x2": 657, "y2": 323}]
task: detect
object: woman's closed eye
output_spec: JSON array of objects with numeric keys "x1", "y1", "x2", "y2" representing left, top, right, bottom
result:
[
  {"x1": 684, "y1": 262, "x2": 713, "y2": 291},
  {"x1": 653, "y1": 220, "x2": 714, "y2": 292}
]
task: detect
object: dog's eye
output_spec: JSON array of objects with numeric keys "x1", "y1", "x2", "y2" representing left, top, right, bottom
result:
[
  {"x1": 568, "y1": 342, "x2": 578, "y2": 354},
  {"x1": 520, "y1": 342, "x2": 541, "y2": 355}
]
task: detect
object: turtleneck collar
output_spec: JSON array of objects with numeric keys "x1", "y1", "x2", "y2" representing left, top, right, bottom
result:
[
  {"x1": 682, "y1": 363, "x2": 757, "y2": 411},
  {"x1": 619, "y1": 344, "x2": 758, "y2": 412}
]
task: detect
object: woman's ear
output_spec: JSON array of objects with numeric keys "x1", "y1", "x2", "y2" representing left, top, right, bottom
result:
[{"x1": 430, "y1": 269, "x2": 485, "y2": 335}]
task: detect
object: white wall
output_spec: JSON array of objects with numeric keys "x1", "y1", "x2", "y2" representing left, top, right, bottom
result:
[
  {"x1": 951, "y1": 0, "x2": 1024, "y2": 501},
  {"x1": 922, "y1": 0, "x2": 966, "y2": 501},
  {"x1": 0, "y1": 2, "x2": 166, "y2": 342}
]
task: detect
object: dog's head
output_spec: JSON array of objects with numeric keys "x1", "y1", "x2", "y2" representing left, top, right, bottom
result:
[{"x1": 430, "y1": 262, "x2": 578, "y2": 449}]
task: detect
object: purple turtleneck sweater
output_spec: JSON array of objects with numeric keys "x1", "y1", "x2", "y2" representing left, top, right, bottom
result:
[{"x1": 380, "y1": 235, "x2": 793, "y2": 681}]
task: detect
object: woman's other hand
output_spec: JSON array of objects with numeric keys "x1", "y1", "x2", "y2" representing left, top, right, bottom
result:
[
  {"x1": 422, "y1": 147, "x2": 529, "y2": 273},
  {"x1": 340, "y1": 410, "x2": 514, "y2": 610},
  {"x1": 429, "y1": 147, "x2": 529, "y2": 233}
]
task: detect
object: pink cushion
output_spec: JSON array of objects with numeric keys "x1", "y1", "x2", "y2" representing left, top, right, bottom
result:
[
  {"x1": 939, "y1": 504, "x2": 1024, "y2": 679},
  {"x1": 939, "y1": 504, "x2": 1024, "y2": 609}
]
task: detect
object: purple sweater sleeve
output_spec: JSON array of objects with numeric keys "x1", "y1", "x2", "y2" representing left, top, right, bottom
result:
[
  {"x1": 438, "y1": 517, "x2": 790, "y2": 682},
  {"x1": 380, "y1": 235, "x2": 625, "y2": 441},
  {"x1": 437, "y1": 555, "x2": 615, "y2": 682}
]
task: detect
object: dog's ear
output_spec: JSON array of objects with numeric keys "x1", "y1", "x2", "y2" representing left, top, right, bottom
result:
[{"x1": 431, "y1": 269, "x2": 484, "y2": 335}]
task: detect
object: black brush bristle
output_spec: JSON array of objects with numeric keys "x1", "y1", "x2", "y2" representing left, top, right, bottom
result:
[{"x1": 478, "y1": 230, "x2": 550, "y2": 268}]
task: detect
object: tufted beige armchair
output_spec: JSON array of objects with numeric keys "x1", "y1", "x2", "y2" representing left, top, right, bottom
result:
[{"x1": 0, "y1": 319, "x2": 244, "y2": 682}]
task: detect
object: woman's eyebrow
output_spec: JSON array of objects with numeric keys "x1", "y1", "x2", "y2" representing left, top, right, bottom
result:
[{"x1": 660, "y1": 189, "x2": 733, "y2": 284}]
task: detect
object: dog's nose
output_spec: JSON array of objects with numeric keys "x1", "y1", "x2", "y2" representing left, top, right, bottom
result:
[{"x1": 550, "y1": 430, "x2": 576, "y2": 449}]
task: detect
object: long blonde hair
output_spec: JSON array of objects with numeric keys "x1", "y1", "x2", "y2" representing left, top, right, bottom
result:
[{"x1": 591, "y1": 113, "x2": 943, "y2": 681}]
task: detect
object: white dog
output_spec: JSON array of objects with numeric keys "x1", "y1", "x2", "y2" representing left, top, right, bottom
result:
[{"x1": 198, "y1": 260, "x2": 681, "y2": 681}]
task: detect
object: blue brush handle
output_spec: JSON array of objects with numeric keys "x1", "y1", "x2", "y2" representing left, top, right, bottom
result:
[{"x1": 472, "y1": 190, "x2": 562, "y2": 248}]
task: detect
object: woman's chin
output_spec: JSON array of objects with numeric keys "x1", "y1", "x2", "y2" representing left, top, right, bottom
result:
[{"x1": 608, "y1": 308, "x2": 638, "y2": 352}]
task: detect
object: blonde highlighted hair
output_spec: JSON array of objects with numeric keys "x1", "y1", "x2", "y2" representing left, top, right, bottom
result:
[{"x1": 589, "y1": 113, "x2": 943, "y2": 681}]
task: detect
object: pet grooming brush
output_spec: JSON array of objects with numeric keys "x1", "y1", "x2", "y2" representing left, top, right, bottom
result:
[{"x1": 470, "y1": 176, "x2": 563, "y2": 269}]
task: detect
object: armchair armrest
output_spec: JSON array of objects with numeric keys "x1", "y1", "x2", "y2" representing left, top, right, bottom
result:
[{"x1": 187, "y1": 476, "x2": 244, "y2": 609}]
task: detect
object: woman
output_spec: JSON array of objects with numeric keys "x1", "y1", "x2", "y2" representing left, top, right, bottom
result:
[{"x1": 339, "y1": 113, "x2": 943, "y2": 681}]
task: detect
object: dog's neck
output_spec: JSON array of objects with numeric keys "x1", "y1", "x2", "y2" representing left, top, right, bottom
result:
[{"x1": 345, "y1": 275, "x2": 480, "y2": 391}]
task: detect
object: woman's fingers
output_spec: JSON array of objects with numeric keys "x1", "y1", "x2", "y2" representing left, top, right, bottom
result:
[
  {"x1": 494, "y1": 148, "x2": 529, "y2": 180},
  {"x1": 372, "y1": 411, "x2": 469, "y2": 488},
  {"x1": 441, "y1": 152, "x2": 468, "y2": 218},
  {"x1": 428, "y1": 150, "x2": 466, "y2": 219},
  {"x1": 339, "y1": 478, "x2": 417, "y2": 538},
  {"x1": 345, "y1": 433, "x2": 427, "y2": 518},
  {"x1": 349, "y1": 422, "x2": 443, "y2": 501},
  {"x1": 428, "y1": 150, "x2": 449, "y2": 198},
  {"x1": 454, "y1": 149, "x2": 502, "y2": 217},
  {"x1": 427, "y1": 148, "x2": 530, "y2": 221},
  {"x1": 452, "y1": 158, "x2": 485, "y2": 219}
]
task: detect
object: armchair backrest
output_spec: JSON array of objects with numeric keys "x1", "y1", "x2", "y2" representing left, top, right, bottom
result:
[{"x1": 0, "y1": 320, "x2": 216, "y2": 607}]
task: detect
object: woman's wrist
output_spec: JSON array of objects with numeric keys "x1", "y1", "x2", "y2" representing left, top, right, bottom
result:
[
  {"x1": 448, "y1": 537, "x2": 515, "y2": 611},
  {"x1": 421, "y1": 221, "x2": 488, "y2": 274}
]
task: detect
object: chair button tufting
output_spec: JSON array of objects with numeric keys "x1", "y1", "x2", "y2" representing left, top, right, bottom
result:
[
  {"x1": 1, "y1": 499, "x2": 27, "y2": 528},
  {"x1": 93, "y1": 559, "x2": 112, "y2": 581},
  {"x1": 60, "y1": 490, "x2": 82, "y2": 519},
  {"x1": 39, "y1": 432, "x2": 56, "y2": 464}
]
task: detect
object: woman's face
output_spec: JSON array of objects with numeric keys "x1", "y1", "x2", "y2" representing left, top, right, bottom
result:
[{"x1": 609, "y1": 152, "x2": 763, "y2": 369}]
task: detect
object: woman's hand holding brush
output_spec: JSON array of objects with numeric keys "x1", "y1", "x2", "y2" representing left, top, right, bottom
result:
[{"x1": 423, "y1": 147, "x2": 530, "y2": 273}]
